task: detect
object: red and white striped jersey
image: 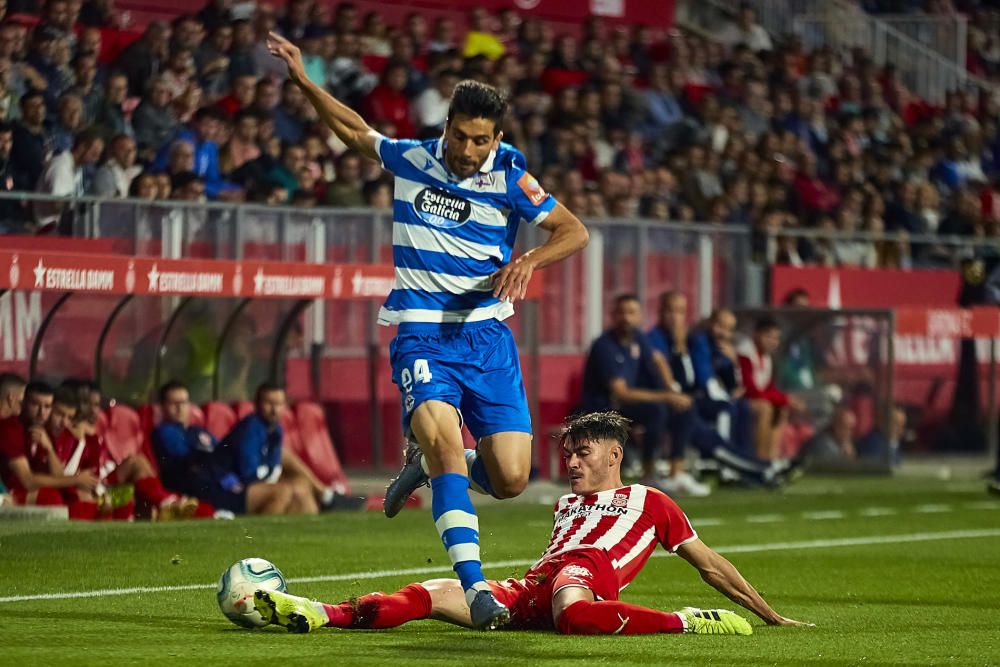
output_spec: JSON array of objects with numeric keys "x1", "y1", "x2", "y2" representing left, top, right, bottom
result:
[{"x1": 532, "y1": 484, "x2": 698, "y2": 590}]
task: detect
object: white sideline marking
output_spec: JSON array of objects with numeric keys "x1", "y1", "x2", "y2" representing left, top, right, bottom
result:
[
  {"x1": 913, "y1": 504, "x2": 952, "y2": 513},
  {"x1": 802, "y1": 511, "x2": 845, "y2": 520},
  {"x1": 965, "y1": 501, "x2": 1000, "y2": 510},
  {"x1": 746, "y1": 514, "x2": 785, "y2": 523},
  {"x1": 859, "y1": 507, "x2": 897, "y2": 517},
  {"x1": 5, "y1": 528, "x2": 998, "y2": 605},
  {"x1": 691, "y1": 518, "x2": 724, "y2": 527}
]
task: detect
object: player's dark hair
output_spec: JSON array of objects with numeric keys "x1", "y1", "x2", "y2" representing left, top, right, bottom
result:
[
  {"x1": 158, "y1": 379, "x2": 188, "y2": 404},
  {"x1": 560, "y1": 411, "x2": 632, "y2": 449},
  {"x1": 24, "y1": 380, "x2": 55, "y2": 398},
  {"x1": 613, "y1": 293, "x2": 640, "y2": 308},
  {"x1": 53, "y1": 386, "x2": 78, "y2": 407},
  {"x1": 0, "y1": 372, "x2": 27, "y2": 396},
  {"x1": 447, "y1": 80, "x2": 507, "y2": 135},
  {"x1": 754, "y1": 315, "x2": 781, "y2": 333},
  {"x1": 255, "y1": 382, "x2": 285, "y2": 403},
  {"x1": 782, "y1": 287, "x2": 810, "y2": 306}
]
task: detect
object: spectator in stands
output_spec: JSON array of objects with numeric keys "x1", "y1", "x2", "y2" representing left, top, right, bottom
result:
[
  {"x1": 0, "y1": 381, "x2": 99, "y2": 518},
  {"x1": 739, "y1": 316, "x2": 801, "y2": 462},
  {"x1": 79, "y1": 0, "x2": 116, "y2": 28},
  {"x1": 219, "y1": 108, "x2": 260, "y2": 174},
  {"x1": 0, "y1": 121, "x2": 29, "y2": 233},
  {"x1": 578, "y1": 294, "x2": 709, "y2": 495},
  {"x1": 153, "y1": 106, "x2": 238, "y2": 199},
  {"x1": 50, "y1": 92, "x2": 83, "y2": 153},
  {"x1": 132, "y1": 77, "x2": 178, "y2": 158},
  {"x1": 116, "y1": 21, "x2": 172, "y2": 96},
  {"x1": 216, "y1": 73, "x2": 256, "y2": 116},
  {"x1": 71, "y1": 52, "x2": 101, "y2": 124},
  {"x1": 93, "y1": 133, "x2": 139, "y2": 197},
  {"x1": 323, "y1": 149, "x2": 364, "y2": 207},
  {"x1": 413, "y1": 68, "x2": 458, "y2": 136},
  {"x1": 169, "y1": 170, "x2": 205, "y2": 200},
  {"x1": 267, "y1": 142, "x2": 305, "y2": 200},
  {"x1": 856, "y1": 404, "x2": 905, "y2": 467},
  {"x1": 129, "y1": 171, "x2": 158, "y2": 198},
  {"x1": 197, "y1": 0, "x2": 232, "y2": 32},
  {"x1": 719, "y1": 3, "x2": 773, "y2": 53},
  {"x1": 327, "y1": 31, "x2": 376, "y2": 109},
  {"x1": 363, "y1": 60, "x2": 415, "y2": 138},
  {"x1": 799, "y1": 404, "x2": 857, "y2": 469},
  {"x1": 272, "y1": 77, "x2": 308, "y2": 144},
  {"x1": 0, "y1": 372, "x2": 26, "y2": 419},
  {"x1": 160, "y1": 48, "x2": 196, "y2": 101},
  {"x1": 11, "y1": 90, "x2": 50, "y2": 192},
  {"x1": 463, "y1": 7, "x2": 505, "y2": 61},
  {"x1": 92, "y1": 72, "x2": 133, "y2": 140},
  {"x1": 196, "y1": 22, "x2": 233, "y2": 99},
  {"x1": 34, "y1": 127, "x2": 103, "y2": 231}
]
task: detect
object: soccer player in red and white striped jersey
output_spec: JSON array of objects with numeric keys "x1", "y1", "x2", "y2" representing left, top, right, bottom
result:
[{"x1": 254, "y1": 412, "x2": 811, "y2": 635}]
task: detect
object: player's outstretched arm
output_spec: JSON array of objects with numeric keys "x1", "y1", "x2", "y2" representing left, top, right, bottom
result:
[
  {"x1": 677, "y1": 538, "x2": 814, "y2": 627},
  {"x1": 492, "y1": 203, "x2": 588, "y2": 301},
  {"x1": 266, "y1": 32, "x2": 379, "y2": 161}
]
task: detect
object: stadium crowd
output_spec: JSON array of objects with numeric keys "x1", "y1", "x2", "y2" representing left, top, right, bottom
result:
[
  {"x1": 0, "y1": 372, "x2": 364, "y2": 518},
  {"x1": 0, "y1": 1, "x2": 997, "y2": 267}
]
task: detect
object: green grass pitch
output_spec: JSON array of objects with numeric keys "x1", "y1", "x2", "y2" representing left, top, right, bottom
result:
[{"x1": 2, "y1": 477, "x2": 999, "y2": 666}]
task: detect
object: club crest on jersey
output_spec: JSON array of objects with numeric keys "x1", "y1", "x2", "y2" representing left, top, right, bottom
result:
[
  {"x1": 612, "y1": 493, "x2": 628, "y2": 508},
  {"x1": 561, "y1": 565, "x2": 592, "y2": 582},
  {"x1": 414, "y1": 187, "x2": 472, "y2": 229}
]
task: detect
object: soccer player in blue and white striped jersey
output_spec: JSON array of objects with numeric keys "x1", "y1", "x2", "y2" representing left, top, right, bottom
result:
[{"x1": 269, "y1": 33, "x2": 589, "y2": 630}]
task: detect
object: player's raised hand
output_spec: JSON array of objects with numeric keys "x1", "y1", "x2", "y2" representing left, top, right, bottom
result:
[
  {"x1": 266, "y1": 31, "x2": 306, "y2": 84},
  {"x1": 491, "y1": 257, "x2": 535, "y2": 302}
]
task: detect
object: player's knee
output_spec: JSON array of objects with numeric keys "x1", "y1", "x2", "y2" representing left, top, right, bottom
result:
[{"x1": 492, "y1": 473, "x2": 529, "y2": 499}]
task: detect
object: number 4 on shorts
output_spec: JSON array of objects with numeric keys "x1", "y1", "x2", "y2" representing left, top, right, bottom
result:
[{"x1": 401, "y1": 359, "x2": 433, "y2": 391}]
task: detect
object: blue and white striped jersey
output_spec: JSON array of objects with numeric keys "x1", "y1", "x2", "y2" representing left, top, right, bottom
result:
[{"x1": 374, "y1": 135, "x2": 558, "y2": 326}]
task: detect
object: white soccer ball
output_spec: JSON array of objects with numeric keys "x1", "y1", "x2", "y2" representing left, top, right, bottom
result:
[{"x1": 217, "y1": 558, "x2": 287, "y2": 628}]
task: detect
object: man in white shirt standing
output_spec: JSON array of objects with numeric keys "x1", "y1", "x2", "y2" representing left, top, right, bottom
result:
[
  {"x1": 412, "y1": 69, "x2": 460, "y2": 136},
  {"x1": 93, "y1": 134, "x2": 141, "y2": 198},
  {"x1": 34, "y1": 127, "x2": 104, "y2": 233},
  {"x1": 719, "y1": 3, "x2": 773, "y2": 53}
]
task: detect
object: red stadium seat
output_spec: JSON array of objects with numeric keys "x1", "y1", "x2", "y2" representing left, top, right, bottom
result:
[
  {"x1": 294, "y1": 402, "x2": 352, "y2": 493},
  {"x1": 234, "y1": 401, "x2": 254, "y2": 420},
  {"x1": 203, "y1": 401, "x2": 237, "y2": 440},
  {"x1": 103, "y1": 404, "x2": 144, "y2": 465},
  {"x1": 189, "y1": 403, "x2": 206, "y2": 427}
]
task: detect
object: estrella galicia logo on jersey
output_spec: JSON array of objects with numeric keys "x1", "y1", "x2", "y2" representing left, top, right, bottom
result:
[{"x1": 414, "y1": 187, "x2": 472, "y2": 229}]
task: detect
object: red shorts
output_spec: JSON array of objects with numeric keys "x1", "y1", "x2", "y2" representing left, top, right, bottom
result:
[
  {"x1": 10, "y1": 487, "x2": 76, "y2": 505},
  {"x1": 488, "y1": 548, "x2": 620, "y2": 631}
]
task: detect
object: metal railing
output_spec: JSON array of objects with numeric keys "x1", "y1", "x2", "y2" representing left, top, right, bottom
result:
[
  {"x1": 762, "y1": 226, "x2": 1000, "y2": 268},
  {"x1": 873, "y1": 13, "x2": 967, "y2": 67},
  {"x1": 678, "y1": 0, "x2": 996, "y2": 106}
]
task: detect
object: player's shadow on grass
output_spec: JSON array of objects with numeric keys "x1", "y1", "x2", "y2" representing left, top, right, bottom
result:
[
  {"x1": 28, "y1": 610, "x2": 209, "y2": 631},
  {"x1": 776, "y1": 592, "x2": 988, "y2": 611}
]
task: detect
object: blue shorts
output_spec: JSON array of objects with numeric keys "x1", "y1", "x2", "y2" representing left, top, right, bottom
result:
[{"x1": 389, "y1": 319, "x2": 531, "y2": 439}]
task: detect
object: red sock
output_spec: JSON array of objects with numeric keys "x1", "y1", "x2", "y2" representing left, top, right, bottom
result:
[
  {"x1": 322, "y1": 584, "x2": 432, "y2": 629},
  {"x1": 194, "y1": 501, "x2": 216, "y2": 518},
  {"x1": 134, "y1": 476, "x2": 173, "y2": 507},
  {"x1": 68, "y1": 500, "x2": 98, "y2": 521},
  {"x1": 558, "y1": 600, "x2": 685, "y2": 635},
  {"x1": 113, "y1": 499, "x2": 135, "y2": 521}
]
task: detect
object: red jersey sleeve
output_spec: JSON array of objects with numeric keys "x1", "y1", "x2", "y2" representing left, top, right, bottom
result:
[
  {"x1": 738, "y1": 354, "x2": 789, "y2": 406},
  {"x1": 0, "y1": 416, "x2": 27, "y2": 461},
  {"x1": 649, "y1": 488, "x2": 698, "y2": 552}
]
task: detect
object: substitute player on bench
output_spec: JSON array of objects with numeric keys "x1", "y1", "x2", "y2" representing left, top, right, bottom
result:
[
  {"x1": 267, "y1": 34, "x2": 589, "y2": 630},
  {"x1": 254, "y1": 412, "x2": 811, "y2": 635}
]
